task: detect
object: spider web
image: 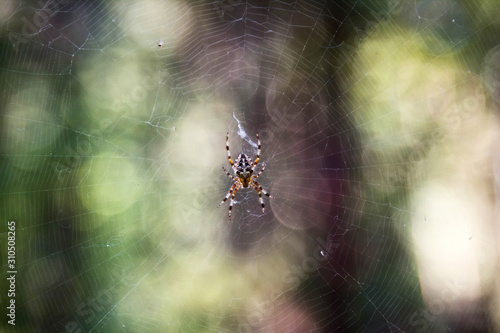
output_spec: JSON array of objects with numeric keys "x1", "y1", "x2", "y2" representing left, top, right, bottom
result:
[{"x1": 1, "y1": 0, "x2": 499, "y2": 332}]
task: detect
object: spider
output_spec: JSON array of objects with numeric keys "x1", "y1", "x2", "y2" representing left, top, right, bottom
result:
[{"x1": 218, "y1": 132, "x2": 271, "y2": 220}]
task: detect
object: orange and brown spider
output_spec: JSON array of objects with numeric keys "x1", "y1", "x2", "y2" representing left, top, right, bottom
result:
[{"x1": 218, "y1": 132, "x2": 271, "y2": 220}]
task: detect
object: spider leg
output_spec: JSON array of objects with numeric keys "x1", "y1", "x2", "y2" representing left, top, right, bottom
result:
[
  {"x1": 252, "y1": 179, "x2": 271, "y2": 198},
  {"x1": 228, "y1": 183, "x2": 241, "y2": 220},
  {"x1": 253, "y1": 162, "x2": 267, "y2": 178},
  {"x1": 250, "y1": 182, "x2": 265, "y2": 215},
  {"x1": 222, "y1": 166, "x2": 237, "y2": 180},
  {"x1": 253, "y1": 133, "x2": 261, "y2": 167},
  {"x1": 218, "y1": 181, "x2": 238, "y2": 208},
  {"x1": 226, "y1": 132, "x2": 234, "y2": 167}
]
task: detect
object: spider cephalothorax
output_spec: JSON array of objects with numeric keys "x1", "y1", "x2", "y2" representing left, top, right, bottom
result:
[{"x1": 218, "y1": 132, "x2": 271, "y2": 220}]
